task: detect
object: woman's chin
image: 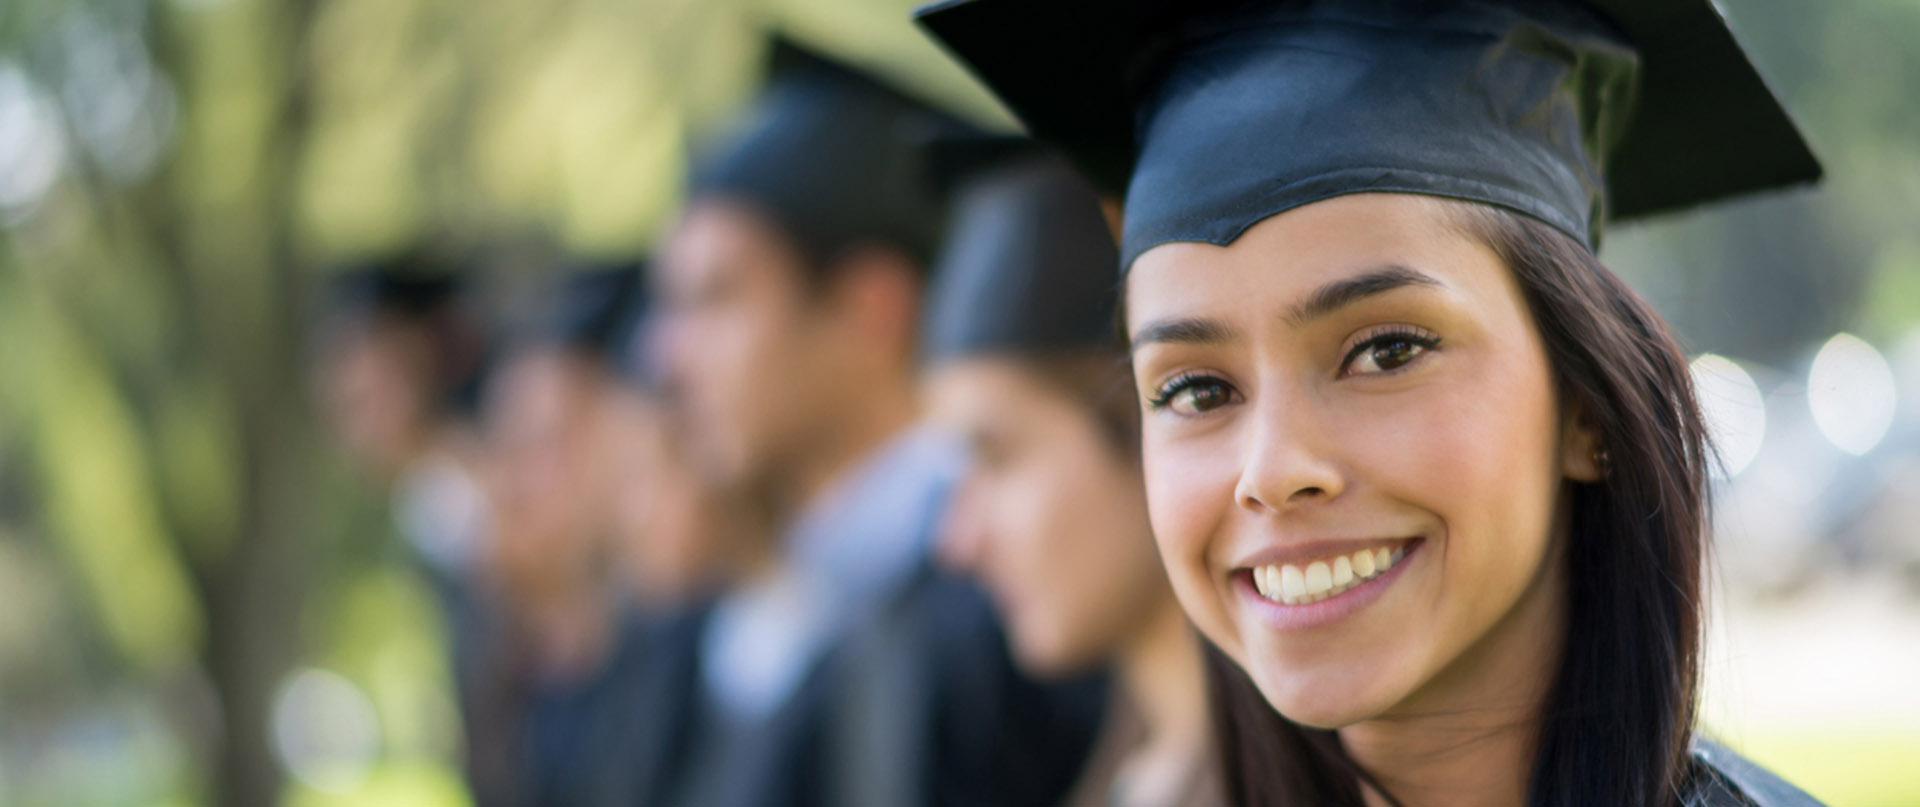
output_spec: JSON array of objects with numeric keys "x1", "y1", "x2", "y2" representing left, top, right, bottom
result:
[{"x1": 1246, "y1": 659, "x2": 1404, "y2": 730}]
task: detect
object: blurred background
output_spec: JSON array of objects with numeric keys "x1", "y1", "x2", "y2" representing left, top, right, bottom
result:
[{"x1": 0, "y1": 0, "x2": 1913, "y2": 805}]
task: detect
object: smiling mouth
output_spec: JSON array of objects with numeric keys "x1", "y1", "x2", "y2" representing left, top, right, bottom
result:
[{"x1": 1247, "y1": 540, "x2": 1418, "y2": 606}]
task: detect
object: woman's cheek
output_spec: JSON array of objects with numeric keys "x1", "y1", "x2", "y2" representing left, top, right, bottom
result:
[{"x1": 1141, "y1": 428, "x2": 1242, "y2": 645}]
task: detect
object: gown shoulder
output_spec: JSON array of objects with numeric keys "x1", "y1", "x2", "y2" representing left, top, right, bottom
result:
[{"x1": 1687, "y1": 737, "x2": 1827, "y2": 807}]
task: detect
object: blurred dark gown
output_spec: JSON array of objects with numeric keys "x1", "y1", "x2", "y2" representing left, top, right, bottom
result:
[
  {"x1": 620, "y1": 427, "x2": 1108, "y2": 807},
  {"x1": 509, "y1": 604, "x2": 705, "y2": 807},
  {"x1": 1687, "y1": 740, "x2": 1826, "y2": 807},
  {"x1": 388, "y1": 451, "x2": 524, "y2": 807}
]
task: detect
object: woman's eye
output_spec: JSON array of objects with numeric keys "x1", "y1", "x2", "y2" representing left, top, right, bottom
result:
[
  {"x1": 1342, "y1": 330, "x2": 1440, "y2": 376},
  {"x1": 1149, "y1": 375, "x2": 1237, "y2": 416}
]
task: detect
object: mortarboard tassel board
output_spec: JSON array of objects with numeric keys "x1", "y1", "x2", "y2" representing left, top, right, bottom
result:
[
  {"x1": 913, "y1": 0, "x2": 1821, "y2": 271},
  {"x1": 691, "y1": 37, "x2": 980, "y2": 270},
  {"x1": 922, "y1": 136, "x2": 1124, "y2": 361}
]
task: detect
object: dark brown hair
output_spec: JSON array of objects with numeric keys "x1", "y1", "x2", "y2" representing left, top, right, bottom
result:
[{"x1": 1205, "y1": 202, "x2": 1712, "y2": 807}]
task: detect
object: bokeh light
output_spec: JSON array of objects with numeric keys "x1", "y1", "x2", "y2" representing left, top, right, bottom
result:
[
  {"x1": 0, "y1": 63, "x2": 68, "y2": 218},
  {"x1": 1808, "y1": 333, "x2": 1898, "y2": 455},
  {"x1": 1691, "y1": 354, "x2": 1768, "y2": 479},
  {"x1": 269, "y1": 668, "x2": 381, "y2": 795}
]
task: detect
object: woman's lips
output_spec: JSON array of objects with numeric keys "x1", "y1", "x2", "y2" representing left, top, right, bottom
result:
[{"x1": 1234, "y1": 538, "x2": 1423, "y2": 631}]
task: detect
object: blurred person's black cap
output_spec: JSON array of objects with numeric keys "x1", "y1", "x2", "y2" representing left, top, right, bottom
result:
[
  {"x1": 317, "y1": 245, "x2": 491, "y2": 417},
  {"x1": 922, "y1": 136, "x2": 1121, "y2": 360},
  {"x1": 322, "y1": 248, "x2": 468, "y2": 322},
  {"x1": 689, "y1": 35, "x2": 979, "y2": 269},
  {"x1": 914, "y1": 0, "x2": 1823, "y2": 269},
  {"x1": 531, "y1": 261, "x2": 648, "y2": 361}
]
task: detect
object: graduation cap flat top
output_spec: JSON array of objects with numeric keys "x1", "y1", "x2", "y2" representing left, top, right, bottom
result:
[
  {"x1": 914, "y1": 0, "x2": 1822, "y2": 269},
  {"x1": 691, "y1": 37, "x2": 974, "y2": 267},
  {"x1": 923, "y1": 137, "x2": 1121, "y2": 360}
]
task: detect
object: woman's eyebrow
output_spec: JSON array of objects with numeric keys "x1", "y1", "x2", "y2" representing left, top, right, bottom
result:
[
  {"x1": 1283, "y1": 265, "x2": 1442, "y2": 328},
  {"x1": 1127, "y1": 265, "x2": 1440, "y2": 352},
  {"x1": 1129, "y1": 316, "x2": 1240, "y2": 354}
]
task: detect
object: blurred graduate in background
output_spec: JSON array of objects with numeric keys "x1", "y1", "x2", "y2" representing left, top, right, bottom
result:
[
  {"x1": 922, "y1": 138, "x2": 1224, "y2": 807},
  {"x1": 478, "y1": 264, "x2": 640, "y2": 806},
  {"x1": 479, "y1": 262, "x2": 760, "y2": 807},
  {"x1": 307, "y1": 252, "x2": 508, "y2": 801},
  {"x1": 646, "y1": 36, "x2": 1106, "y2": 807}
]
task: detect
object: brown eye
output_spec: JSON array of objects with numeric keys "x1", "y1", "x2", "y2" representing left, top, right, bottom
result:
[
  {"x1": 1370, "y1": 340, "x2": 1420, "y2": 371},
  {"x1": 1343, "y1": 329, "x2": 1440, "y2": 376},
  {"x1": 1150, "y1": 374, "x2": 1238, "y2": 416},
  {"x1": 1176, "y1": 382, "x2": 1232, "y2": 414}
]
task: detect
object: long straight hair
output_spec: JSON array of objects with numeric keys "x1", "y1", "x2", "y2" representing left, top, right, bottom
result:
[{"x1": 1207, "y1": 203, "x2": 1713, "y2": 807}]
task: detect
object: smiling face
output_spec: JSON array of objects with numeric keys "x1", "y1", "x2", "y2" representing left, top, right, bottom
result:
[
  {"x1": 1127, "y1": 193, "x2": 1596, "y2": 729},
  {"x1": 928, "y1": 357, "x2": 1169, "y2": 677}
]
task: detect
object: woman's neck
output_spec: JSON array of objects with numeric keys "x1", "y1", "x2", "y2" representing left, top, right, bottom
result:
[
  {"x1": 1341, "y1": 546, "x2": 1568, "y2": 807},
  {"x1": 1113, "y1": 597, "x2": 1211, "y2": 804}
]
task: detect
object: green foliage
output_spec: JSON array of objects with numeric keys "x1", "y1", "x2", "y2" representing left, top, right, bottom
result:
[{"x1": 19, "y1": 283, "x2": 202, "y2": 673}]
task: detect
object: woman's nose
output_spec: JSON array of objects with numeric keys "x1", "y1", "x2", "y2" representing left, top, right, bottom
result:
[{"x1": 1232, "y1": 388, "x2": 1347, "y2": 515}]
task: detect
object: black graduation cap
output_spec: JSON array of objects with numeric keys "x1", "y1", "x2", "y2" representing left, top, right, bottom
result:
[
  {"x1": 690, "y1": 36, "x2": 977, "y2": 268},
  {"x1": 527, "y1": 261, "x2": 648, "y2": 362},
  {"x1": 923, "y1": 137, "x2": 1122, "y2": 360},
  {"x1": 914, "y1": 0, "x2": 1822, "y2": 268},
  {"x1": 318, "y1": 248, "x2": 490, "y2": 416},
  {"x1": 323, "y1": 251, "x2": 466, "y2": 322}
]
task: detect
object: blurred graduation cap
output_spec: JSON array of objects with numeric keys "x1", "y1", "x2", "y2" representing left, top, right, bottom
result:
[
  {"x1": 318, "y1": 247, "x2": 490, "y2": 416},
  {"x1": 322, "y1": 249, "x2": 468, "y2": 323},
  {"x1": 690, "y1": 36, "x2": 979, "y2": 269},
  {"x1": 915, "y1": 0, "x2": 1823, "y2": 268},
  {"x1": 528, "y1": 261, "x2": 647, "y2": 360},
  {"x1": 923, "y1": 136, "x2": 1121, "y2": 360}
]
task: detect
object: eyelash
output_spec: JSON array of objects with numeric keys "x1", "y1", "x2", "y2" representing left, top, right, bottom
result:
[
  {"x1": 1145, "y1": 326, "x2": 1442, "y2": 413},
  {"x1": 1340, "y1": 325, "x2": 1442, "y2": 376},
  {"x1": 1144, "y1": 371, "x2": 1227, "y2": 411}
]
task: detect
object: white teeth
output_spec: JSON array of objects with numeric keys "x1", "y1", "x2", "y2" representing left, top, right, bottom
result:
[
  {"x1": 1251, "y1": 544, "x2": 1410, "y2": 606},
  {"x1": 1278, "y1": 565, "x2": 1307, "y2": 601},
  {"x1": 1304, "y1": 561, "x2": 1332, "y2": 597}
]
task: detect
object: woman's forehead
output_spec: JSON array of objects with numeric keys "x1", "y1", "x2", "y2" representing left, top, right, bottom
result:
[{"x1": 1124, "y1": 195, "x2": 1497, "y2": 327}]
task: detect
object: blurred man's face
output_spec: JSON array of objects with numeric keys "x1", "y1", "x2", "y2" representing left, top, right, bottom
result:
[
  {"x1": 483, "y1": 348, "x2": 608, "y2": 601},
  {"x1": 651, "y1": 199, "x2": 849, "y2": 489},
  {"x1": 597, "y1": 385, "x2": 736, "y2": 603},
  {"x1": 313, "y1": 317, "x2": 434, "y2": 478}
]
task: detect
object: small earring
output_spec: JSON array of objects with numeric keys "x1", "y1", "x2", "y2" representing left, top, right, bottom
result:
[{"x1": 1591, "y1": 446, "x2": 1612, "y2": 474}]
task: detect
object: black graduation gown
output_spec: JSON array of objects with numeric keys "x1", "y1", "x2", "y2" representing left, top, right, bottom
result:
[
  {"x1": 512, "y1": 605, "x2": 710, "y2": 807},
  {"x1": 1687, "y1": 739, "x2": 1827, "y2": 807},
  {"x1": 636, "y1": 565, "x2": 1107, "y2": 807},
  {"x1": 828, "y1": 561, "x2": 1109, "y2": 807}
]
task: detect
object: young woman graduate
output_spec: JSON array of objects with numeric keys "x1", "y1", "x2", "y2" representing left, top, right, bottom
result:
[
  {"x1": 921, "y1": 138, "x2": 1224, "y2": 807},
  {"x1": 915, "y1": 0, "x2": 1826, "y2": 805}
]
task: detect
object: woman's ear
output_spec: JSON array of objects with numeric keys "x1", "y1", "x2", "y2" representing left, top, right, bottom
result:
[{"x1": 1560, "y1": 402, "x2": 1609, "y2": 483}]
